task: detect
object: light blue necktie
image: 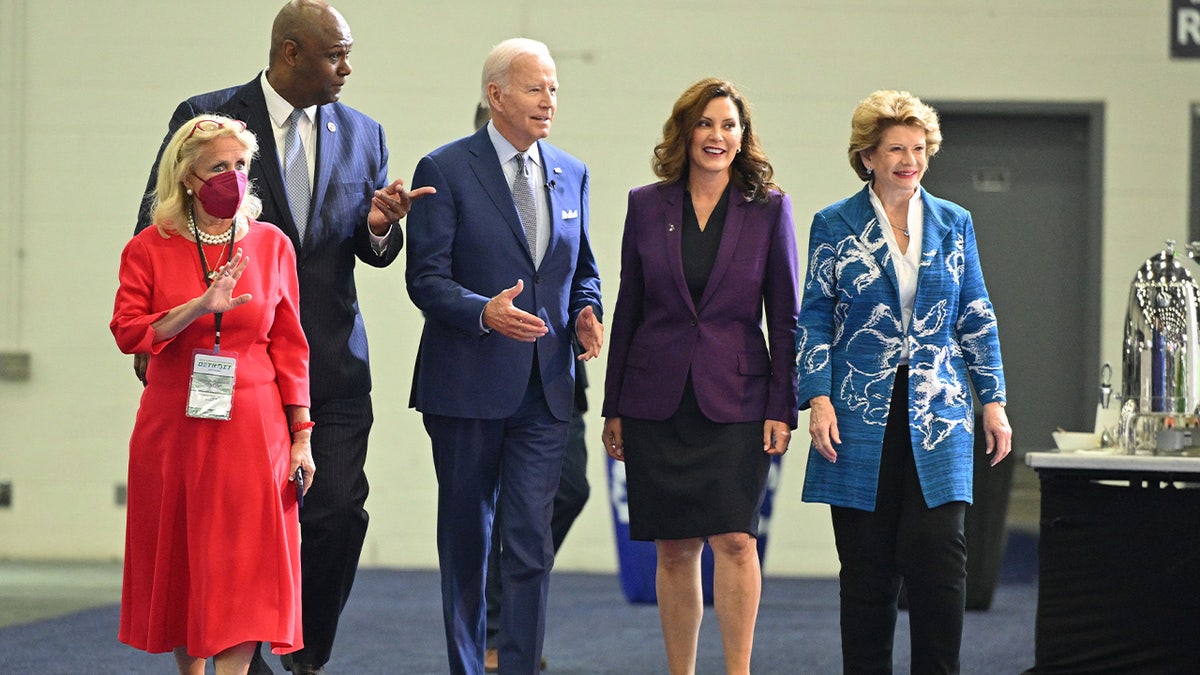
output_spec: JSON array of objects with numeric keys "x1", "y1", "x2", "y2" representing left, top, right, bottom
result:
[
  {"x1": 512, "y1": 153, "x2": 537, "y2": 257},
  {"x1": 284, "y1": 109, "x2": 311, "y2": 242}
]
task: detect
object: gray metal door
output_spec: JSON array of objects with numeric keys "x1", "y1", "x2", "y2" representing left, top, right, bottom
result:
[{"x1": 921, "y1": 106, "x2": 1103, "y2": 451}]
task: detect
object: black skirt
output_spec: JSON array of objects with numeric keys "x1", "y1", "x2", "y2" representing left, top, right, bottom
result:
[{"x1": 623, "y1": 378, "x2": 770, "y2": 541}]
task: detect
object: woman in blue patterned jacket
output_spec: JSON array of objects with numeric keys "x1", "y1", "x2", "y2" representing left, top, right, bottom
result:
[{"x1": 795, "y1": 90, "x2": 1012, "y2": 674}]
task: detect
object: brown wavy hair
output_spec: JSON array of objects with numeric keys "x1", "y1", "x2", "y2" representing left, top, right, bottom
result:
[{"x1": 652, "y1": 78, "x2": 778, "y2": 203}]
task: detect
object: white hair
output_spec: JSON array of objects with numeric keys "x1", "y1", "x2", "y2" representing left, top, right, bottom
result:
[{"x1": 480, "y1": 37, "x2": 554, "y2": 106}]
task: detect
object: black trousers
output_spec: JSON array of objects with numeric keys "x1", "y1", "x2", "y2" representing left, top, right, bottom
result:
[
  {"x1": 289, "y1": 394, "x2": 373, "y2": 667},
  {"x1": 830, "y1": 367, "x2": 967, "y2": 675}
]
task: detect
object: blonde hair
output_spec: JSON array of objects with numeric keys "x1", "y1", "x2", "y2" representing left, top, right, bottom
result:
[
  {"x1": 848, "y1": 90, "x2": 942, "y2": 181},
  {"x1": 652, "y1": 78, "x2": 778, "y2": 203},
  {"x1": 151, "y1": 114, "x2": 262, "y2": 236}
]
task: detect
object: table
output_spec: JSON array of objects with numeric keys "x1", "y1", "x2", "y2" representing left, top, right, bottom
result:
[{"x1": 1025, "y1": 451, "x2": 1200, "y2": 673}]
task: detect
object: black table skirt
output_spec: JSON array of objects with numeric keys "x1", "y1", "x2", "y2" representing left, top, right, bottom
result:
[{"x1": 1028, "y1": 471, "x2": 1200, "y2": 673}]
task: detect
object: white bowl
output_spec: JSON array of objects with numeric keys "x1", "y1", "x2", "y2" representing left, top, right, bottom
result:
[{"x1": 1052, "y1": 430, "x2": 1102, "y2": 451}]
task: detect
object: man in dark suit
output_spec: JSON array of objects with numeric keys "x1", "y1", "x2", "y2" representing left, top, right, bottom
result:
[
  {"x1": 405, "y1": 38, "x2": 603, "y2": 675},
  {"x1": 465, "y1": 101, "x2": 591, "y2": 675},
  {"x1": 133, "y1": 3, "x2": 431, "y2": 673}
]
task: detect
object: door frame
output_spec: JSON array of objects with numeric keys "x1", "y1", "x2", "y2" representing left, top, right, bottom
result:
[
  {"x1": 1189, "y1": 104, "x2": 1200, "y2": 242},
  {"x1": 926, "y1": 101, "x2": 1105, "y2": 435}
]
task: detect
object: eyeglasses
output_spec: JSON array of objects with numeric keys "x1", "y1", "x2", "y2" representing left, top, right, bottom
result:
[{"x1": 184, "y1": 118, "x2": 248, "y2": 142}]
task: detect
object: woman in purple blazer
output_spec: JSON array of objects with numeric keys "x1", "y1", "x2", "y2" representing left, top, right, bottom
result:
[{"x1": 602, "y1": 79, "x2": 799, "y2": 674}]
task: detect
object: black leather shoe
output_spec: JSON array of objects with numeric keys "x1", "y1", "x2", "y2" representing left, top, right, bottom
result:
[
  {"x1": 280, "y1": 653, "x2": 325, "y2": 675},
  {"x1": 249, "y1": 643, "x2": 275, "y2": 675}
]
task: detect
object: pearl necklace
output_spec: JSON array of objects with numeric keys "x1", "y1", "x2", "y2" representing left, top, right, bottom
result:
[{"x1": 189, "y1": 210, "x2": 236, "y2": 245}]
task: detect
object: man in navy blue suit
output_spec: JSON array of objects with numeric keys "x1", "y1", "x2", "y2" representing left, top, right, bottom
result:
[
  {"x1": 133, "y1": 3, "x2": 431, "y2": 673},
  {"x1": 405, "y1": 38, "x2": 603, "y2": 675}
]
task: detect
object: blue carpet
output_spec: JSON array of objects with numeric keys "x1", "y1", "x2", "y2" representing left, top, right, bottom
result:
[
  {"x1": 998, "y1": 529, "x2": 1039, "y2": 584},
  {"x1": 0, "y1": 568, "x2": 1036, "y2": 674}
]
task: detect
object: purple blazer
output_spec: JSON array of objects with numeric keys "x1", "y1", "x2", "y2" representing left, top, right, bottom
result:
[{"x1": 602, "y1": 181, "x2": 800, "y2": 427}]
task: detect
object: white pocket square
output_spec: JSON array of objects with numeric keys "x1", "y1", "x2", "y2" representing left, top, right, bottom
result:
[{"x1": 561, "y1": 209, "x2": 579, "y2": 220}]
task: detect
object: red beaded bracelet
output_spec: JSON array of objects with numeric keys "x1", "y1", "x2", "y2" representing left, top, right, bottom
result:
[{"x1": 290, "y1": 420, "x2": 316, "y2": 433}]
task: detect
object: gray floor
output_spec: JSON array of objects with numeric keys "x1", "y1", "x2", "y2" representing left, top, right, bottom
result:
[
  {"x1": 0, "y1": 559, "x2": 122, "y2": 629},
  {"x1": 0, "y1": 458, "x2": 1041, "y2": 667},
  {"x1": 0, "y1": 461, "x2": 1042, "y2": 628},
  {"x1": 0, "y1": 567, "x2": 1038, "y2": 674}
]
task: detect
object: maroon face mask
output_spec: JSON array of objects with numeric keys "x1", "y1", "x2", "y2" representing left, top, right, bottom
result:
[{"x1": 192, "y1": 170, "x2": 248, "y2": 219}]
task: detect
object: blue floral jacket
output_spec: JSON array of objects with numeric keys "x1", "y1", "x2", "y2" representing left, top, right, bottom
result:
[{"x1": 796, "y1": 185, "x2": 1006, "y2": 510}]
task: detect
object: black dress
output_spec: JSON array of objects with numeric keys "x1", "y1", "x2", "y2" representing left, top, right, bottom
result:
[{"x1": 623, "y1": 189, "x2": 771, "y2": 541}]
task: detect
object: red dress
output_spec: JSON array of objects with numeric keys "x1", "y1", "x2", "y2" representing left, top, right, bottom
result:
[{"x1": 110, "y1": 222, "x2": 309, "y2": 658}]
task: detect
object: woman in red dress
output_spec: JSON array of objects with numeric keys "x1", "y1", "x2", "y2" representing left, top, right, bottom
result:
[{"x1": 111, "y1": 114, "x2": 314, "y2": 675}]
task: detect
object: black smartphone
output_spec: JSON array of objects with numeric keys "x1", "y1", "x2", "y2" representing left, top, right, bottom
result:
[{"x1": 295, "y1": 467, "x2": 305, "y2": 508}]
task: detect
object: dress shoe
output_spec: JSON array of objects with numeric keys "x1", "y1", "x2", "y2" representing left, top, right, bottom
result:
[
  {"x1": 280, "y1": 653, "x2": 325, "y2": 675},
  {"x1": 484, "y1": 648, "x2": 547, "y2": 672},
  {"x1": 248, "y1": 643, "x2": 275, "y2": 675}
]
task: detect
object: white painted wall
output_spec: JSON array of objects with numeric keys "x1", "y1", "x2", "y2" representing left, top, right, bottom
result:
[{"x1": 1, "y1": 0, "x2": 1196, "y2": 576}]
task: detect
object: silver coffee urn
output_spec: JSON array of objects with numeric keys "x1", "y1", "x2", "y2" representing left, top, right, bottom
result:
[{"x1": 1119, "y1": 240, "x2": 1200, "y2": 454}]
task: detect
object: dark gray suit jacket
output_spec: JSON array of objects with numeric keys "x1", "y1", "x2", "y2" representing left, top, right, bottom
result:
[{"x1": 135, "y1": 73, "x2": 398, "y2": 403}]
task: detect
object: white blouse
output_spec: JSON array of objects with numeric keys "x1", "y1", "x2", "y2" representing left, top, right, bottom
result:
[{"x1": 869, "y1": 185, "x2": 924, "y2": 365}]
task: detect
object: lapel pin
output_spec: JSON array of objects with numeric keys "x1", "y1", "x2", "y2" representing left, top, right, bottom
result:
[
  {"x1": 668, "y1": 223, "x2": 676, "y2": 232},
  {"x1": 327, "y1": 121, "x2": 337, "y2": 133}
]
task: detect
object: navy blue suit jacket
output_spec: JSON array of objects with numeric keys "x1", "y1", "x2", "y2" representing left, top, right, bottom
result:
[
  {"x1": 405, "y1": 125, "x2": 602, "y2": 422},
  {"x1": 135, "y1": 74, "x2": 397, "y2": 403}
]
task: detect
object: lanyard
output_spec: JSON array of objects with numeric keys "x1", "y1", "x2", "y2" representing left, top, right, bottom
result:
[{"x1": 192, "y1": 224, "x2": 234, "y2": 353}]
